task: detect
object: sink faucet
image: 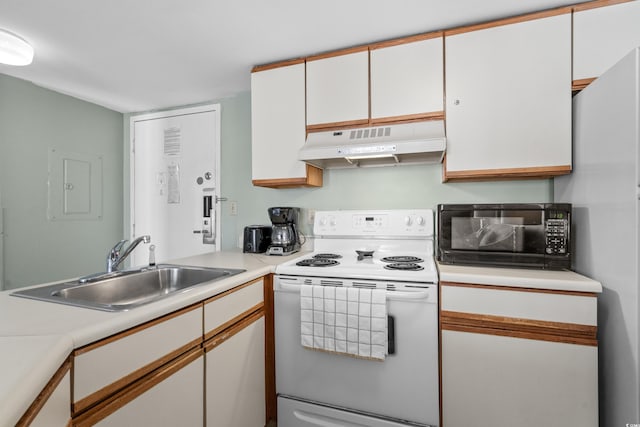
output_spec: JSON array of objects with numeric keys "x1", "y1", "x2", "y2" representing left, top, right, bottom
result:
[{"x1": 106, "y1": 235, "x2": 151, "y2": 272}]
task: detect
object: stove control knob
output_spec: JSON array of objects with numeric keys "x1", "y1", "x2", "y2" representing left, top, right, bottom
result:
[
  {"x1": 319, "y1": 216, "x2": 327, "y2": 226},
  {"x1": 329, "y1": 217, "x2": 337, "y2": 226},
  {"x1": 404, "y1": 216, "x2": 412, "y2": 226},
  {"x1": 416, "y1": 216, "x2": 425, "y2": 226}
]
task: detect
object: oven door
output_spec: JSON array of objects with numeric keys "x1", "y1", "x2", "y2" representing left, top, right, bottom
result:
[{"x1": 274, "y1": 276, "x2": 439, "y2": 427}]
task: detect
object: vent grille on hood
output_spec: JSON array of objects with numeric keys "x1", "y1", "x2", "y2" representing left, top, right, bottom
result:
[{"x1": 299, "y1": 120, "x2": 446, "y2": 169}]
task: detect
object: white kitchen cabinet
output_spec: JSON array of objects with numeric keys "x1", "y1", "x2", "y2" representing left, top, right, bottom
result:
[
  {"x1": 203, "y1": 277, "x2": 266, "y2": 427},
  {"x1": 91, "y1": 349, "x2": 204, "y2": 427},
  {"x1": 306, "y1": 49, "x2": 369, "y2": 129},
  {"x1": 370, "y1": 35, "x2": 444, "y2": 122},
  {"x1": 444, "y1": 13, "x2": 572, "y2": 181},
  {"x1": 205, "y1": 313, "x2": 265, "y2": 427},
  {"x1": 573, "y1": 1, "x2": 640, "y2": 87},
  {"x1": 72, "y1": 304, "x2": 202, "y2": 415},
  {"x1": 440, "y1": 281, "x2": 599, "y2": 427},
  {"x1": 251, "y1": 61, "x2": 322, "y2": 188}
]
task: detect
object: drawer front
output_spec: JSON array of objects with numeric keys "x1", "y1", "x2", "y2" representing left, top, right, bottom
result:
[
  {"x1": 204, "y1": 278, "x2": 264, "y2": 338},
  {"x1": 73, "y1": 305, "x2": 202, "y2": 411},
  {"x1": 441, "y1": 283, "x2": 597, "y2": 325}
]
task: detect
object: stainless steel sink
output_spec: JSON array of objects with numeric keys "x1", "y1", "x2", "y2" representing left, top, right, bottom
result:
[{"x1": 11, "y1": 264, "x2": 245, "y2": 312}]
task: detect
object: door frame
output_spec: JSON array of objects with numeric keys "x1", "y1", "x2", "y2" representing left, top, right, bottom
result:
[{"x1": 129, "y1": 104, "x2": 222, "y2": 257}]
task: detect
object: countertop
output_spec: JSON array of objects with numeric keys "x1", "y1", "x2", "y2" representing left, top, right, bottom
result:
[
  {"x1": 0, "y1": 251, "x2": 601, "y2": 426},
  {"x1": 437, "y1": 262, "x2": 602, "y2": 293},
  {"x1": 0, "y1": 249, "x2": 304, "y2": 427}
]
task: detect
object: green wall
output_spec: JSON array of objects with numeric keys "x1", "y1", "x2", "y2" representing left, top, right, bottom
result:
[
  {"x1": 0, "y1": 74, "x2": 124, "y2": 290},
  {"x1": 218, "y1": 91, "x2": 553, "y2": 249}
]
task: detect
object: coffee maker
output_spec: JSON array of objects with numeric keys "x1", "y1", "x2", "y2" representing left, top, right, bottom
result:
[{"x1": 267, "y1": 207, "x2": 300, "y2": 256}]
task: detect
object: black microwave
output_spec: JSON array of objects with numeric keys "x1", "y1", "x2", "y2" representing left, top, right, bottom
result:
[{"x1": 437, "y1": 203, "x2": 571, "y2": 270}]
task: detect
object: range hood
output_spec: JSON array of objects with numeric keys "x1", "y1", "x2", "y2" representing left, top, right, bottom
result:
[{"x1": 299, "y1": 120, "x2": 446, "y2": 169}]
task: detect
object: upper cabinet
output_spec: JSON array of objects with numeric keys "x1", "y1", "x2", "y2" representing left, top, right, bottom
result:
[
  {"x1": 443, "y1": 12, "x2": 572, "y2": 181},
  {"x1": 370, "y1": 35, "x2": 444, "y2": 123},
  {"x1": 251, "y1": 61, "x2": 322, "y2": 188},
  {"x1": 573, "y1": 0, "x2": 640, "y2": 89},
  {"x1": 306, "y1": 49, "x2": 370, "y2": 130}
]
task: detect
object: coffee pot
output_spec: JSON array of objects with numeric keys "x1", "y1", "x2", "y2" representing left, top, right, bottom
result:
[{"x1": 267, "y1": 207, "x2": 300, "y2": 255}]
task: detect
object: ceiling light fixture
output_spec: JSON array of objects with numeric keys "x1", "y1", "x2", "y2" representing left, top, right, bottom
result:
[{"x1": 0, "y1": 29, "x2": 34, "y2": 66}]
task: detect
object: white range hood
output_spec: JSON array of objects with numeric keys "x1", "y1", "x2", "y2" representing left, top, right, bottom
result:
[{"x1": 299, "y1": 120, "x2": 446, "y2": 169}]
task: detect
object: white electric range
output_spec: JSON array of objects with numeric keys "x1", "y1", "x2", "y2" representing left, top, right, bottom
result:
[{"x1": 274, "y1": 209, "x2": 440, "y2": 427}]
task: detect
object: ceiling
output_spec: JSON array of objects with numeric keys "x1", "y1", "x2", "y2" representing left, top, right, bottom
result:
[{"x1": 0, "y1": 0, "x2": 583, "y2": 113}]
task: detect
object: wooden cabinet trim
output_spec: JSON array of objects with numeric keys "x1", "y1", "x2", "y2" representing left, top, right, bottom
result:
[
  {"x1": 16, "y1": 358, "x2": 71, "y2": 427},
  {"x1": 263, "y1": 275, "x2": 276, "y2": 424},
  {"x1": 370, "y1": 111, "x2": 445, "y2": 125},
  {"x1": 71, "y1": 336, "x2": 202, "y2": 415},
  {"x1": 306, "y1": 45, "x2": 369, "y2": 62},
  {"x1": 252, "y1": 165, "x2": 323, "y2": 188},
  {"x1": 441, "y1": 281, "x2": 599, "y2": 298},
  {"x1": 74, "y1": 303, "x2": 202, "y2": 355},
  {"x1": 369, "y1": 31, "x2": 443, "y2": 50},
  {"x1": 441, "y1": 310, "x2": 598, "y2": 346},
  {"x1": 204, "y1": 308, "x2": 265, "y2": 352},
  {"x1": 444, "y1": 6, "x2": 572, "y2": 37},
  {"x1": 72, "y1": 347, "x2": 203, "y2": 427},
  {"x1": 572, "y1": 77, "x2": 597, "y2": 91},
  {"x1": 572, "y1": 0, "x2": 632, "y2": 12},
  {"x1": 443, "y1": 164, "x2": 572, "y2": 182},
  {"x1": 306, "y1": 118, "x2": 370, "y2": 133},
  {"x1": 252, "y1": 58, "x2": 305, "y2": 73}
]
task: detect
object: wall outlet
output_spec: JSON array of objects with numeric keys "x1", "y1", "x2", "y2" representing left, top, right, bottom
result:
[
  {"x1": 230, "y1": 201, "x2": 238, "y2": 216},
  {"x1": 307, "y1": 209, "x2": 316, "y2": 225}
]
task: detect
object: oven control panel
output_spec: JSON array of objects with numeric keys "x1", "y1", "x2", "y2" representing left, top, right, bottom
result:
[{"x1": 314, "y1": 210, "x2": 433, "y2": 237}]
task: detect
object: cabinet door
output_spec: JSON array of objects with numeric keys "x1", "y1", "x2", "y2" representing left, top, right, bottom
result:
[
  {"x1": 93, "y1": 351, "x2": 204, "y2": 427},
  {"x1": 206, "y1": 315, "x2": 265, "y2": 427},
  {"x1": 306, "y1": 49, "x2": 369, "y2": 128},
  {"x1": 370, "y1": 36, "x2": 444, "y2": 121},
  {"x1": 444, "y1": 14, "x2": 571, "y2": 181},
  {"x1": 442, "y1": 330, "x2": 598, "y2": 427},
  {"x1": 573, "y1": 1, "x2": 640, "y2": 84},
  {"x1": 73, "y1": 305, "x2": 202, "y2": 414},
  {"x1": 251, "y1": 62, "x2": 321, "y2": 187}
]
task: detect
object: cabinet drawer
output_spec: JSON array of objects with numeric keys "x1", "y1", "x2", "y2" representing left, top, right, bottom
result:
[
  {"x1": 441, "y1": 283, "x2": 597, "y2": 325},
  {"x1": 204, "y1": 278, "x2": 264, "y2": 339},
  {"x1": 72, "y1": 304, "x2": 202, "y2": 413}
]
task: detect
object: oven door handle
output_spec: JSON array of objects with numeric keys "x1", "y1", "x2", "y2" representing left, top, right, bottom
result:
[{"x1": 277, "y1": 282, "x2": 432, "y2": 302}]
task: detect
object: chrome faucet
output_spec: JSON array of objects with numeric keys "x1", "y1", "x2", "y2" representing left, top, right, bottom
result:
[{"x1": 106, "y1": 235, "x2": 151, "y2": 272}]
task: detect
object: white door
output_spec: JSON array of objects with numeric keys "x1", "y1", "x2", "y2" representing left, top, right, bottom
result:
[{"x1": 131, "y1": 105, "x2": 221, "y2": 267}]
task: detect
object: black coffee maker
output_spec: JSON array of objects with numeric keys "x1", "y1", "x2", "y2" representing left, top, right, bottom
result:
[{"x1": 267, "y1": 207, "x2": 300, "y2": 255}]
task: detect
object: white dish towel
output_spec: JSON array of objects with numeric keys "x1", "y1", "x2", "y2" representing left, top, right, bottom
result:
[{"x1": 300, "y1": 285, "x2": 387, "y2": 361}]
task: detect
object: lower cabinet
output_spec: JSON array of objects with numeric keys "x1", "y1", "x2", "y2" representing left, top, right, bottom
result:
[
  {"x1": 205, "y1": 312, "x2": 265, "y2": 426},
  {"x1": 18, "y1": 360, "x2": 71, "y2": 427},
  {"x1": 67, "y1": 276, "x2": 269, "y2": 427},
  {"x1": 440, "y1": 281, "x2": 599, "y2": 427},
  {"x1": 91, "y1": 349, "x2": 204, "y2": 426}
]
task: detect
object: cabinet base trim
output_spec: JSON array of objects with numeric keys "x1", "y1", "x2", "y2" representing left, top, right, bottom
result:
[
  {"x1": 443, "y1": 164, "x2": 572, "y2": 182},
  {"x1": 572, "y1": 77, "x2": 596, "y2": 91},
  {"x1": 441, "y1": 310, "x2": 597, "y2": 346},
  {"x1": 253, "y1": 165, "x2": 323, "y2": 188}
]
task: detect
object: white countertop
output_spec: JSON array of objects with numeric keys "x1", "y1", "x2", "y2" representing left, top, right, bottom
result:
[
  {"x1": 437, "y1": 262, "x2": 602, "y2": 293},
  {"x1": 0, "y1": 249, "x2": 304, "y2": 427},
  {"x1": 0, "y1": 250, "x2": 600, "y2": 425}
]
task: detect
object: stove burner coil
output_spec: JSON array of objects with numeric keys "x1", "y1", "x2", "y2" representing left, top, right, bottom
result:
[
  {"x1": 384, "y1": 262, "x2": 424, "y2": 271},
  {"x1": 313, "y1": 253, "x2": 342, "y2": 259},
  {"x1": 381, "y1": 256, "x2": 424, "y2": 263},
  {"x1": 296, "y1": 258, "x2": 340, "y2": 267}
]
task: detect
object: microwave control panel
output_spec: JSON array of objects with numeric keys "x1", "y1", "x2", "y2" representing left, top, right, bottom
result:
[{"x1": 545, "y1": 218, "x2": 568, "y2": 255}]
